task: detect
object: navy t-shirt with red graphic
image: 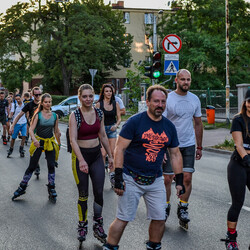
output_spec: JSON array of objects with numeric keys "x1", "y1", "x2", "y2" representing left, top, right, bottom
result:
[{"x1": 119, "y1": 111, "x2": 179, "y2": 177}]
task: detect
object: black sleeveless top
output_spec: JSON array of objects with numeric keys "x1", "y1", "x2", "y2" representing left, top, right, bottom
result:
[{"x1": 100, "y1": 100, "x2": 117, "y2": 126}]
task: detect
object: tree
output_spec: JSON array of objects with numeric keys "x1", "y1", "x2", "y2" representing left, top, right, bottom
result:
[
  {"x1": 157, "y1": 0, "x2": 250, "y2": 89},
  {"x1": 0, "y1": 2, "x2": 40, "y2": 91},
  {"x1": 34, "y1": 0, "x2": 132, "y2": 95}
]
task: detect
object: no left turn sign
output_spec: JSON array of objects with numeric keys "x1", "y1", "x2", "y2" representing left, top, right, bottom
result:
[{"x1": 162, "y1": 34, "x2": 182, "y2": 54}]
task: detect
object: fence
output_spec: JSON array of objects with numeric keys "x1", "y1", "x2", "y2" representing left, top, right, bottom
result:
[{"x1": 192, "y1": 89, "x2": 238, "y2": 119}]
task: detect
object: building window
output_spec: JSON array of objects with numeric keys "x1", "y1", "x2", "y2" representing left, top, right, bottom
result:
[
  {"x1": 124, "y1": 12, "x2": 130, "y2": 24},
  {"x1": 124, "y1": 58, "x2": 131, "y2": 68},
  {"x1": 144, "y1": 13, "x2": 154, "y2": 24}
]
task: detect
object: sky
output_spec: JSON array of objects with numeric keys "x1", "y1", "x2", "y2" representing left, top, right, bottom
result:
[{"x1": 0, "y1": 0, "x2": 170, "y2": 14}]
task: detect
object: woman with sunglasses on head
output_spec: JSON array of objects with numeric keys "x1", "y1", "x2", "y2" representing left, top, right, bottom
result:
[
  {"x1": 69, "y1": 84, "x2": 113, "y2": 246},
  {"x1": 221, "y1": 90, "x2": 250, "y2": 250},
  {"x1": 12, "y1": 93, "x2": 61, "y2": 203},
  {"x1": 95, "y1": 84, "x2": 121, "y2": 187}
]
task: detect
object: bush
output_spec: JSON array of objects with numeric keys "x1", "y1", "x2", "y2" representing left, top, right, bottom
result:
[{"x1": 51, "y1": 95, "x2": 68, "y2": 105}]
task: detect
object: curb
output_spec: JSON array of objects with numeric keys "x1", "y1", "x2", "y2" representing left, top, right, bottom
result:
[{"x1": 203, "y1": 147, "x2": 232, "y2": 155}]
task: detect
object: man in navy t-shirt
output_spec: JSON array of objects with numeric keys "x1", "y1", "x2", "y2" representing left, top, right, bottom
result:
[{"x1": 104, "y1": 85, "x2": 185, "y2": 250}]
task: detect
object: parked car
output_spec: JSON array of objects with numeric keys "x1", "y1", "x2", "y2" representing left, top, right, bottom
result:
[{"x1": 51, "y1": 94, "x2": 99, "y2": 118}]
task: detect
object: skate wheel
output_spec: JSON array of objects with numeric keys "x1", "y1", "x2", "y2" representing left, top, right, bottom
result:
[
  {"x1": 78, "y1": 241, "x2": 83, "y2": 249},
  {"x1": 179, "y1": 220, "x2": 188, "y2": 231},
  {"x1": 12, "y1": 196, "x2": 15, "y2": 201}
]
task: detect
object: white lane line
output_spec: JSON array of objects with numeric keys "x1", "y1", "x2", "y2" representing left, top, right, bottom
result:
[{"x1": 228, "y1": 203, "x2": 250, "y2": 212}]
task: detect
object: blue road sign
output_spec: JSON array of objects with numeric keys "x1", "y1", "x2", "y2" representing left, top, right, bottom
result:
[{"x1": 164, "y1": 54, "x2": 179, "y2": 76}]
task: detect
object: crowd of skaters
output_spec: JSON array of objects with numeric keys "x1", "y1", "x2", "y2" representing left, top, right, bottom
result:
[{"x1": 0, "y1": 69, "x2": 249, "y2": 250}]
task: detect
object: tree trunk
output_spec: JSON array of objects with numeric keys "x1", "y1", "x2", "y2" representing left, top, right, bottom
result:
[{"x1": 60, "y1": 58, "x2": 71, "y2": 96}]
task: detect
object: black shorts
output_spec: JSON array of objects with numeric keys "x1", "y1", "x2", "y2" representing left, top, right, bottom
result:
[{"x1": 0, "y1": 113, "x2": 7, "y2": 125}]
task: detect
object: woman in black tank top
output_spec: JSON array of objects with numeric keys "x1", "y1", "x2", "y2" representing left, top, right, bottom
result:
[{"x1": 95, "y1": 84, "x2": 121, "y2": 184}]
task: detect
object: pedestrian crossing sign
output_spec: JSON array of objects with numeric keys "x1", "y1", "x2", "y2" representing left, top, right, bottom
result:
[{"x1": 164, "y1": 54, "x2": 179, "y2": 76}]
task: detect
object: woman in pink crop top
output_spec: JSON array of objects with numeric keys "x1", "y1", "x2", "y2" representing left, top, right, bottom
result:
[{"x1": 69, "y1": 84, "x2": 113, "y2": 245}]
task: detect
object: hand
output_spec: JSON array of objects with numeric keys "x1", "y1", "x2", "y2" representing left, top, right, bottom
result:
[
  {"x1": 114, "y1": 182, "x2": 125, "y2": 196},
  {"x1": 242, "y1": 155, "x2": 250, "y2": 168},
  {"x1": 110, "y1": 125, "x2": 117, "y2": 132},
  {"x1": 108, "y1": 156, "x2": 114, "y2": 171},
  {"x1": 33, "y1": 139, "x2": 40, "y2": 148},
  {"x1": 9, "y1": 126, "x2": 13, "y2": 135},
  {"x1": 176, "y1": 185, "x2": 185, "y2": 198},
  {"x1": 196, "y1": 149, "x2": 202, "y2": 160},
  {"x1": 79, "y1": 159, "x2": 89, "y2": 173}
]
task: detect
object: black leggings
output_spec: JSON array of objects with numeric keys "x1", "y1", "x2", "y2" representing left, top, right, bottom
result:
[
  {"x1": 227, "y1": 156, "x2": 250, "y2": 222},
  {"x1": 21, "y1": 140, "x2": 56, "y2": 185},
  {"x1": 72, "y1": 145, "x2": 105, "y2": 222}
]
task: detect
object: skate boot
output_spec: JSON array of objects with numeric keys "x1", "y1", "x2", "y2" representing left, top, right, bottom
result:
[
  {"x1": 78, "y1": 220, "x2": 88, "y2": 248},
  {"x1": 93, "y1": 216, "x2": 107, "y2": 243},
  {"x1": 146, "y1": 241, "x2": 161, "y2": 250},
  {"x1": 34, "y1": 165, "x2": 40, "y2": 179},
  {"x1": 2, "y1": 135, "x2": 7, "y2": 145},
  {"x1": 221, "y1": 231, "x2": 239, "y2": 250},
  {"x1": 165, "y1": 203, "x2": 171, "y2": 221},
  {"x1": 12, "y1": 182, "x2": 27, "y2": 200},
  {"x1": 7, "y1": 147, "x2": 13, "y2": 158},
  {"x1": 177, "y1": 202, "x2": 190, "y2": 230},
  {"x1": 103, "y1": 243, "x2": 119, "y2": 250},
  {"x1": 19, "y1": 146, "x2": 25, "y2": 158},
  {"x1": 7, "y1": 135, "x2": 10, "y2": 142},
  {"x1": 109, "y1": 172, "x2": 115, "y2": 189},
  {"x1": 47, "y1": 183, "x2": 57, "y2": 203}
]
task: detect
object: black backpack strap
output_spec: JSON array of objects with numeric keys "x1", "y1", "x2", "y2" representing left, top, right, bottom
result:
[
  {"x1": 95, "y1": 108, "x2": 103, "y2": 122},
  {"x1": 74, "y1": 108, "x2": 82, "y2": 129}
]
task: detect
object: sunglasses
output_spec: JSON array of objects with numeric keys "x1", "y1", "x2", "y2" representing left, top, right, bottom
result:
[{"x1": 34, "y1": 94, "x2": 42, "y2": 97}]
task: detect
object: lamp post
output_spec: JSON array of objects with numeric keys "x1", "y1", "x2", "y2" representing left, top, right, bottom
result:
[{"x1": 225, "y1": 0, "x2": 230, "y2": 124}]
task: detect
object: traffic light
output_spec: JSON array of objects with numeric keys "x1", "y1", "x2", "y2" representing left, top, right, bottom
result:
[
  {"x1": 144, "y1": 65, "x2": 152, "y2": 78},
  {"x1": 152, "y1": 51, "x2": 161, "y2": 78}
]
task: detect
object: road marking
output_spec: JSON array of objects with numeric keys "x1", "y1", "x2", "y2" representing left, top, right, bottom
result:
[{"x1": 228, "y1": 203, "x2": 250, "y2": 212}]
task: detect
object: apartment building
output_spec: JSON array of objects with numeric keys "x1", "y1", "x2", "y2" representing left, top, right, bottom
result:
[{"x1": 107, "y1": 1, "x2": 171, "y2": 92}]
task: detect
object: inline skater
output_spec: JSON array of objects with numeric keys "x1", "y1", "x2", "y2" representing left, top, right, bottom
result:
[
  {"x1": 12, "y1": 93, "x2": 61, "y2": 203},
  {"x1": 0, "y1": 91, "x2": 9, "y2": 145},
  {"x1": 69, "y1": 84, "x2": 113, "y2": 247},
  {"x1": 7, "y1": 94, "x2": 27, "y2": 157},
  {"x1": 221, "y1": 90, "x2": 250, "y2": 249}
]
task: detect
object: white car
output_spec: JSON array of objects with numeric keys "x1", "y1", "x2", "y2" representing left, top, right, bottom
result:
[{"x1": 51, "y1": 94, "x2": 99, "y2": 118}]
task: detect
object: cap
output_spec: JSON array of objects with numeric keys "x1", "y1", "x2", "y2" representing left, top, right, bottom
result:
[{"x1": 245, "y1": 89, "x2": 250, "y2": 101}]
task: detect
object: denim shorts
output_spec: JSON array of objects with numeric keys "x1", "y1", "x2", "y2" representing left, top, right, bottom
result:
[
  {"x1": 116, "y1": 173, "x2": 166, "y2": 221},
  {"x1": 12, "y1": 123, "x2": 27, "y2": 139},
  {"x1": 105, "y1": 124, "x2": 117, "y2": 139},
  {"x1": 162, "y1": 145, "x2": 195, "y2": 174}
]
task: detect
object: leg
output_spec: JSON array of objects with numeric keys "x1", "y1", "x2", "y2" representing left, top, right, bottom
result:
[
  {"x1": 108, "y1": 138, "x2": 116, "y2": 158},
  {"x1": 107, "y1": 218, "x2": 128, "y2": 246},
  {"x1": 148, "y1": 220, "x2": 165, "y2": 242},
  {"x1": 180, "y1": 172, "x2": 192, "y2": 202},
  {"x1": 164, "y1": 174, "x2": 174, "y2": 202}
]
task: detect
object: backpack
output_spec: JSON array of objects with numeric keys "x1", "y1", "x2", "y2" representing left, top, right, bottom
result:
[{"x1": 66, "y1": 108, "x2": 103, "y2": 153}]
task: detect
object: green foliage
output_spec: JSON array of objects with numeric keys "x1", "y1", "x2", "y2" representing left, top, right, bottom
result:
[
  {"x1": 213, "y1": 138, "x2": 234, "y2": 151},
  {"x1": 0, "y1": 2, "x2": 40, "y2": 91},
  {"x1": 51, "y1": 95, "x2": 68, "y2": 105},
  {"x1": 125, "y1": 63, "x2": 151, "y2": 111},
  {"x1": 158, "y1": 0, "x2": 250, "y2": 89}
]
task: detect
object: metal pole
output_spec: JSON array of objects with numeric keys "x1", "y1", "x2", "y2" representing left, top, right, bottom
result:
[
  {"x1": 225, "y1": 0, "x2": 230, "y2": 123},
  {"x1": 91, "y1": 76, "x2": 94, "y2": 87},
  {"x1": 152, "y1": 14, "x2": 158, "y2": 85}
]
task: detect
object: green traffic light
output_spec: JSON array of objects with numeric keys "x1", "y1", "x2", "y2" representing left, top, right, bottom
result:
[{"x1": 153, "y1": 71, "x2": 161, "y2": 78}]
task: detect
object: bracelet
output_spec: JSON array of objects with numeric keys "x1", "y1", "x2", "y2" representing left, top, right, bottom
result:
[{"x1": 197, "y1": 146, "x2": 203, "y2": 150}]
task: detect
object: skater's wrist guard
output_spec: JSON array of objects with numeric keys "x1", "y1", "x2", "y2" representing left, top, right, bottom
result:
[
  {"x1": 114, "y1": 168, "x2": 124, "y2": 190},
  {"x1": 175, "y1": 173, "x2": 186, "y2": 195},
  {"x1": 242, "y1": 155, "x2": 250, "y2": 168}
]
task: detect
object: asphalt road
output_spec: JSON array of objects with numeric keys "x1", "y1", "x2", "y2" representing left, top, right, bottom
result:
[{"x1": 0, "y1": 123, "x2": 249, "y2": 250}]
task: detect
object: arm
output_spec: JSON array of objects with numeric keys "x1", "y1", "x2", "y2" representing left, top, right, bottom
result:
[
  {"x1": 232, "y1": 131, "x2": 248, "y2": 159},
  {"x1": 98, "y1": 118, "x2": 113, "y2": 169},
  {"x1": 9, "y1": 110, "x2": 25, "y2": 134},
  {"x1": 69, "y1": 113, "x2": 89, "y2": 173},
  {"x1": 29, "y1": 114, "x2": 40, "y2": 148},
  {"x1": 194, "y1": 116, "x2": 203, "y2": 160},
  {"x1": 120, "y1": 108, "x2": 126, "y2": 116},
  {"x1": 113, "y1": 135, "x2": 132, "y2": 196},
  {"x1": 168, "y1": 146, "x2": 184, "y2": 197},
  {"x1": 54, "y1": 114, "x2": 61, "y2": 146},
  {"x1": 111, "y1": 102, "x2": 121, "y2": 131}
]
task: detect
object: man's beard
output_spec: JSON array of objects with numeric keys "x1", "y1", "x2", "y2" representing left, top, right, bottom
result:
[{"x1": 179, "y1": 84, "x2": 189, "y2": 92}]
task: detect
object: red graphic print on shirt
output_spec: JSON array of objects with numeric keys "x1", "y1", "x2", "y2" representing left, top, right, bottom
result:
[{"x1": 142, "y1": 128, "x2": 169, "y2": 162}]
